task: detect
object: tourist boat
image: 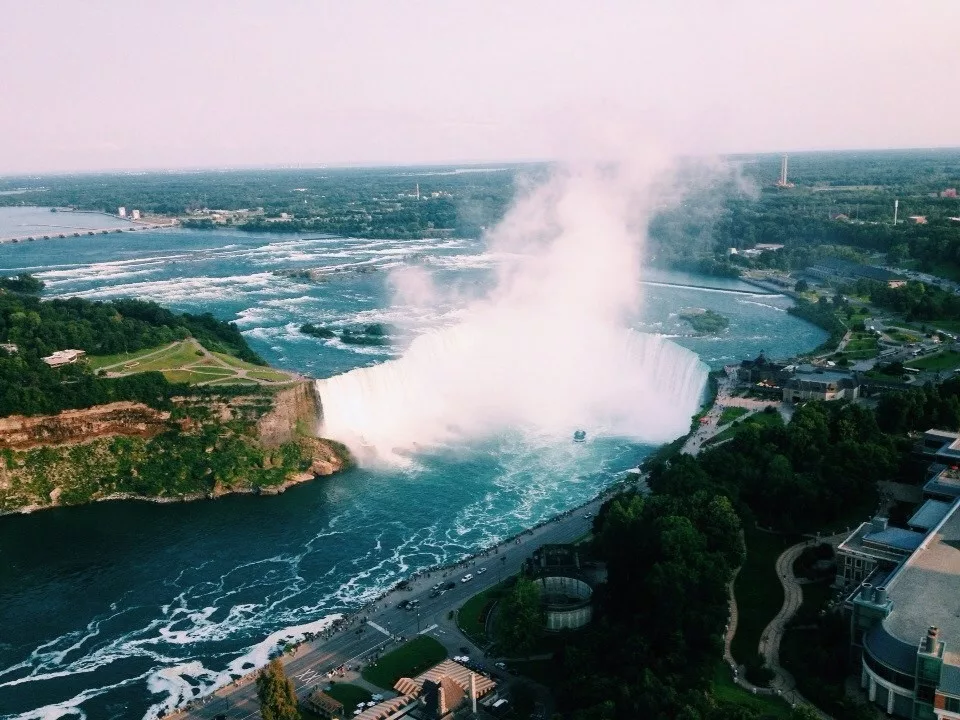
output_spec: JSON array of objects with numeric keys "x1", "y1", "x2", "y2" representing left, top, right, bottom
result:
[{"x1": 573, "y1": 429, "x2": 587, "y2": 443}]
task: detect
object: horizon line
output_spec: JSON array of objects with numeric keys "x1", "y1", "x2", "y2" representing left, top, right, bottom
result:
[{"x1": 3, "y1": 144, "x2": 960, "y2": 180}]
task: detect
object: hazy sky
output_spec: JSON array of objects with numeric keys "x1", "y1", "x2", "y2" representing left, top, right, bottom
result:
[{"x1": 2, "y1": 1, "x2": 958, "y2": 174}]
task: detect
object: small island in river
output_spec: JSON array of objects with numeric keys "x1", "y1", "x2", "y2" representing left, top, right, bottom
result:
[{"x1": 679, "y1": 308, "x2": 730, "y2": 334}]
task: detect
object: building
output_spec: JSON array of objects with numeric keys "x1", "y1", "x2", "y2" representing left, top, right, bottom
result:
[
  {"x1": 41, "y1": 349, "x2": 86, "y2": 367},
  {"x1": 737, "y1": 352, "x2": 790, "y2": 385},
  {"x1": 118, "y1": 206, "x2": 126, "y2": 218},
  {"x1": 782, "y1": 366, "x2": 861, "y2": 403},
  {"x1": 302, "y1": 690, "x2": 344, "y2": 719},
  {"x1": 836, "y1": 517, "x2": 924, "y2": 588},
  {"x1": 848, "y1": 499, "x2": 960, "y2": 718},
  {"x1": 804, "y1": 257, "x2": 906, "y2": 288},
  {"x1": 131, "y1": 209, "x2": 141, "y2": 220},
  {"x1": 0, "y1": 343, "x2": 18, "y2": 354},
  {"x1": 909, "y1": 216, "x2": 929, "y2": 225},
  {"x1": 942, "y1": 189, "x2": 958, "y2": 198}
]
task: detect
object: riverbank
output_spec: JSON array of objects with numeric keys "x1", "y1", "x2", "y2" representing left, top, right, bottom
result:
[{"x1": 171, "y1": 473, "x2": 635, "y2": 719}]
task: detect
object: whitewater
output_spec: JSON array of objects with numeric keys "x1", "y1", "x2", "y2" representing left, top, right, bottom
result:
[{"x1": 0, "y1": 196, "x2": 826, "y2": 718}]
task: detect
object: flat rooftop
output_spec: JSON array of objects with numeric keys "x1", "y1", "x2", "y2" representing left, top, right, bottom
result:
[
  {"x1": 924, "y1": 468, "x2": 960, "y2": 500},
  {"x1": 839, "y1": 521, "x2": 922, "y2": 563},
  {"x1": 884, "y1": 501, "x2": 960, "y2": 658}
]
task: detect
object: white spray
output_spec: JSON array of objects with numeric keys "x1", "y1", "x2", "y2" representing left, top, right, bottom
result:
[{"x1": 316, "y1": 158, "x2": 708, "y2": 464}]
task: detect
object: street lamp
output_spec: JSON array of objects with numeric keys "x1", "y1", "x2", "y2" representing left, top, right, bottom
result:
[{"x1": 416, "y1": 609, "x2": 421, "y2": 633}]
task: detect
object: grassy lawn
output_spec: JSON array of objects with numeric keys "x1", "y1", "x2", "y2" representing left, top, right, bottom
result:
[
  {"x1": 730, "y1": 529, "x2": 792, "y2": 670},
  {"x1": 361, "y1": 636, "x2": 447, "y2": 690},
  {"x1": 208, "y1": 376, "x2": 259, "y2": 386},
  {"x1": 889, "y1": 329, "x2": 921, "y2": 343},
  {"x1": 131, "y1": 343, "x2": 206, "y2": 372},
  {"x1": 845, "y1": 334, "x2": 878, "y2": 352},
  {"x1": 324, "y1": 682, "x2": 372, "y2": 708},
  {"x1": 212, "y1": 351, "x2": 268, "y2": 370},
  {"x1": 906, "y1": 350, "x2": 960, "y2": 371},
  {"x1": 711, "y1": 663, "x2": 791, "y2": 718},
  {"x1": 718, "y1": 406, "x2": 750, "y2": 426},
  {"x1": 248, "y1": 368, "x2": 294, "y2": 382},
  {"x1": 707, "y1": 411, "x2": 782, "y2": 446},
  {"x1": 88, "y1": 342, "x2": 179, "y2": 370},
  {"x1": 458, "y1": 579, "x2": 511, "y2": 646}
]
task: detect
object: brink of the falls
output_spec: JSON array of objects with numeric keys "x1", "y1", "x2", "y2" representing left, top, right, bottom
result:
[{"x1": 315, "y1": 321, "x2": 708, "y2": 465}]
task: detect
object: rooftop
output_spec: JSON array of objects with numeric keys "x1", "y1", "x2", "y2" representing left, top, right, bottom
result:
[
  {"x1": 908, "y1": 499, "x2": 954, "y2": 532},
  {"x1": 838, "y1": 520, "x2": 920, "y2": 564},
  {"x1": 924, "y1": 468, "x2": 960, "y2": 500},
  {"x1": 883, "y1": 501, "x2": 960, "y2": 658}
]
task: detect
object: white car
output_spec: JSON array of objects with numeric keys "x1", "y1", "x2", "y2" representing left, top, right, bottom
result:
[
  {"x1": 461, "y1": 573, "x2": 474, "y2": 583},
  {"x1": 477, "y1": 568, "x2": 487, "y2": 575}
]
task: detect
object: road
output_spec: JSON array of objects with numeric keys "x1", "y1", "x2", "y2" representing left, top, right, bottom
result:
[{"x1": 173, "y1": 490, "x2": 611, "y2": 719}]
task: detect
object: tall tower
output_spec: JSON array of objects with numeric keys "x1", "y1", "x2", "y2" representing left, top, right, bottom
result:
[
  {"x1": 894, "y1": 199, "x2": 899, "y2": 226},
  {"x1": 776, "y1": 154, "x2": 794, "y2": 188},
  {"x1": 415, "y1": 183, "x2": 420, "y2": 201}
]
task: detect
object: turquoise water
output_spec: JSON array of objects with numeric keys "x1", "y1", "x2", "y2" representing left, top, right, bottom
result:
[{"x1": 0, "y1": 217, "x2": 826, "y2": 718}]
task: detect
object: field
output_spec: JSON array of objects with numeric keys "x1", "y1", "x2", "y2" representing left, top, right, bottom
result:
[
  {"x1": 718, "y1": 406, "x2": 750, "y2": 426},
  {"x1": 707, "y1": 410, "x2": 782, "y2": 446},
  {"x1": 711, "y1": 663, "x2": 791, "y2": 718},
  {"x1": 730, "y1": 529, "x2": 792, "y2": 677},
  {"x1": 906, "y1": 350, "x2": 960, "y2": 372},
  {"x1": 458, "y1": 579, "x2": 511, "y2": 645},
  {"x1": 88, "y1": 339, "x2": 296, "y2": 386},
  {"x1": 324, "y1": 683, "x2": 372, "y2": 708},
  {"x1": 360, "y1": 636, "x2": 447, "y2": 690}
]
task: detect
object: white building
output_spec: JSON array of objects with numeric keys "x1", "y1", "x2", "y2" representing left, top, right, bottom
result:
[
  {"x1": 118, "y1": 206, "x2": 127, "y2": 218},
  {"x1": 42, "y1": 349, "x2": 87, "y2": 367},
  {"x1": 131, "y1": 209, "x2": 141, "y2": 220}
]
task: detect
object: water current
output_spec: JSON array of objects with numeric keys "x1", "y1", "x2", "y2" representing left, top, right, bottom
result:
[{"x1": 0, "y1": 216, "x2": 826, "y2": 718}]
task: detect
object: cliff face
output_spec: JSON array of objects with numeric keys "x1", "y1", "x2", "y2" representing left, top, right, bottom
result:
[
  {"x1": 0, "y1": 402, "x2": 170, "y2": 450},
  {"x1": 0, "y1": 380, "x2": 350, "y2": 514}
]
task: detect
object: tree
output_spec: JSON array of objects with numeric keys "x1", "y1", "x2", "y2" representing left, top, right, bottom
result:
[
  {"x1": 496, "y1": 577, "x2": 543, "y2": 654},
  {"x1": 256, "y1": 658, "x2": 301, "y2": 720},
  {"x1": 794, "y1": 279, "x2": 809, "y2": 293}
]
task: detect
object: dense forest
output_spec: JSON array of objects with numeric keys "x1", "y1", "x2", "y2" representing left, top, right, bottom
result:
[
  {"x1": 0, "y1": 277, "x2": 264, "y2": 416},
  {"x1": 548, "y1": 387, "x2": 960, "y2": 719}
]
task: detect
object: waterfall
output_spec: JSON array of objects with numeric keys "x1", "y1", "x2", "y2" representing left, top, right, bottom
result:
[{"x1": 316, "y1": 322, "x2": 707, "y2": 465}]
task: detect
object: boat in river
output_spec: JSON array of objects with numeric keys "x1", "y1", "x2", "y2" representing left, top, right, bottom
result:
[{"x1": 573, "y1": 429, "x2": 586, "y2": 443}]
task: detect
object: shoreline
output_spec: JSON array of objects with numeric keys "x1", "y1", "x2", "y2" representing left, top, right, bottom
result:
[
  {"x1": 0, "y1": 468, "x2": 328, "y2": 517},
  {"x1": 170, "y1": 470, "x2": 643, "y2": 717}
]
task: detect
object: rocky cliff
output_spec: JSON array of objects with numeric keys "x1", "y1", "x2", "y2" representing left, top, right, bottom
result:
[{"x1": 0, "y1": 380, "x2": 351, "y2": 514}]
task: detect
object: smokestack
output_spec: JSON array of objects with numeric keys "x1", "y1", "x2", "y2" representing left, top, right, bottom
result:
[
  {"x1": 925, "y1": 626, "x2": 940, "y2": 653},
  {"x1": 875, "y1": 586, "x2": 888, "y2": 605},
  {"x1": 470, "y1": 672, "x2": 477, "y2": 714},
  {"x1": 780, "y1": 154, "x2": 788, "y2": 186},
  {"x1": 861, "y1": 582, "x2": 873, "y2": 600},
  {"x1": 894, "y1": 199, "x2": 899, "y2": 226}
]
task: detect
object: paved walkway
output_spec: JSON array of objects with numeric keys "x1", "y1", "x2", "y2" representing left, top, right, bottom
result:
[{"x1": 724, "y1": 534, "x2": 849, "y2": 720}]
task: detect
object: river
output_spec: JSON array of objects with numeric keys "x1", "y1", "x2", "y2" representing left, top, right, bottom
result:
[{"x1": 0, "y1": 215, "x2": 826, "y2": 718}]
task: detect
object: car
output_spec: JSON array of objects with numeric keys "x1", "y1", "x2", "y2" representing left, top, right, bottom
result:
[
  {"x1": 445, "y1": 581, "x2": 456, "y2": 590},
  {"x1": 477, "y1": 567, "x2": 487, "y2": 575},
  {"x1": 397, "y1": 600, "x2": 409, "y2": 609},
  {"x1": 461, "y1": 573, "x2": 474, "y2": 583},
  {"x1": 430, "y1": 590, "x2": 441, "y2": 598},
  {"x1": 495, "y1": 661, "x2": 506, "y2": 669},
  {"x1": 583, "y1": 513, "x2": 593, "y2": 519}
]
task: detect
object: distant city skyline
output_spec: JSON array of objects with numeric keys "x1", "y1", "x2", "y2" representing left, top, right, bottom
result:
[{"x1": 1, "y1": 1, "x2": 958, "y2": 175}]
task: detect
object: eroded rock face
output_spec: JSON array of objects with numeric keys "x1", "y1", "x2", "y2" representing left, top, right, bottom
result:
[
  {"x1": 257, "y1": 382, "x2": 320, "y2": 448},
  {"x1": 304, "y1": 437, "x2": 351, "y2": 476},
  {"x1": 0, "y1": 402, "x2": 170, "y2": 450}
]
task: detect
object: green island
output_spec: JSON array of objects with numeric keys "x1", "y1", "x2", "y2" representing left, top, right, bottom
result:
[
  {"x1": 680, "y1": 308, "x2": 730, "y2": 333},
  {"x1": 0, "y1": 276, "x2": 350, "y2": 514}
]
